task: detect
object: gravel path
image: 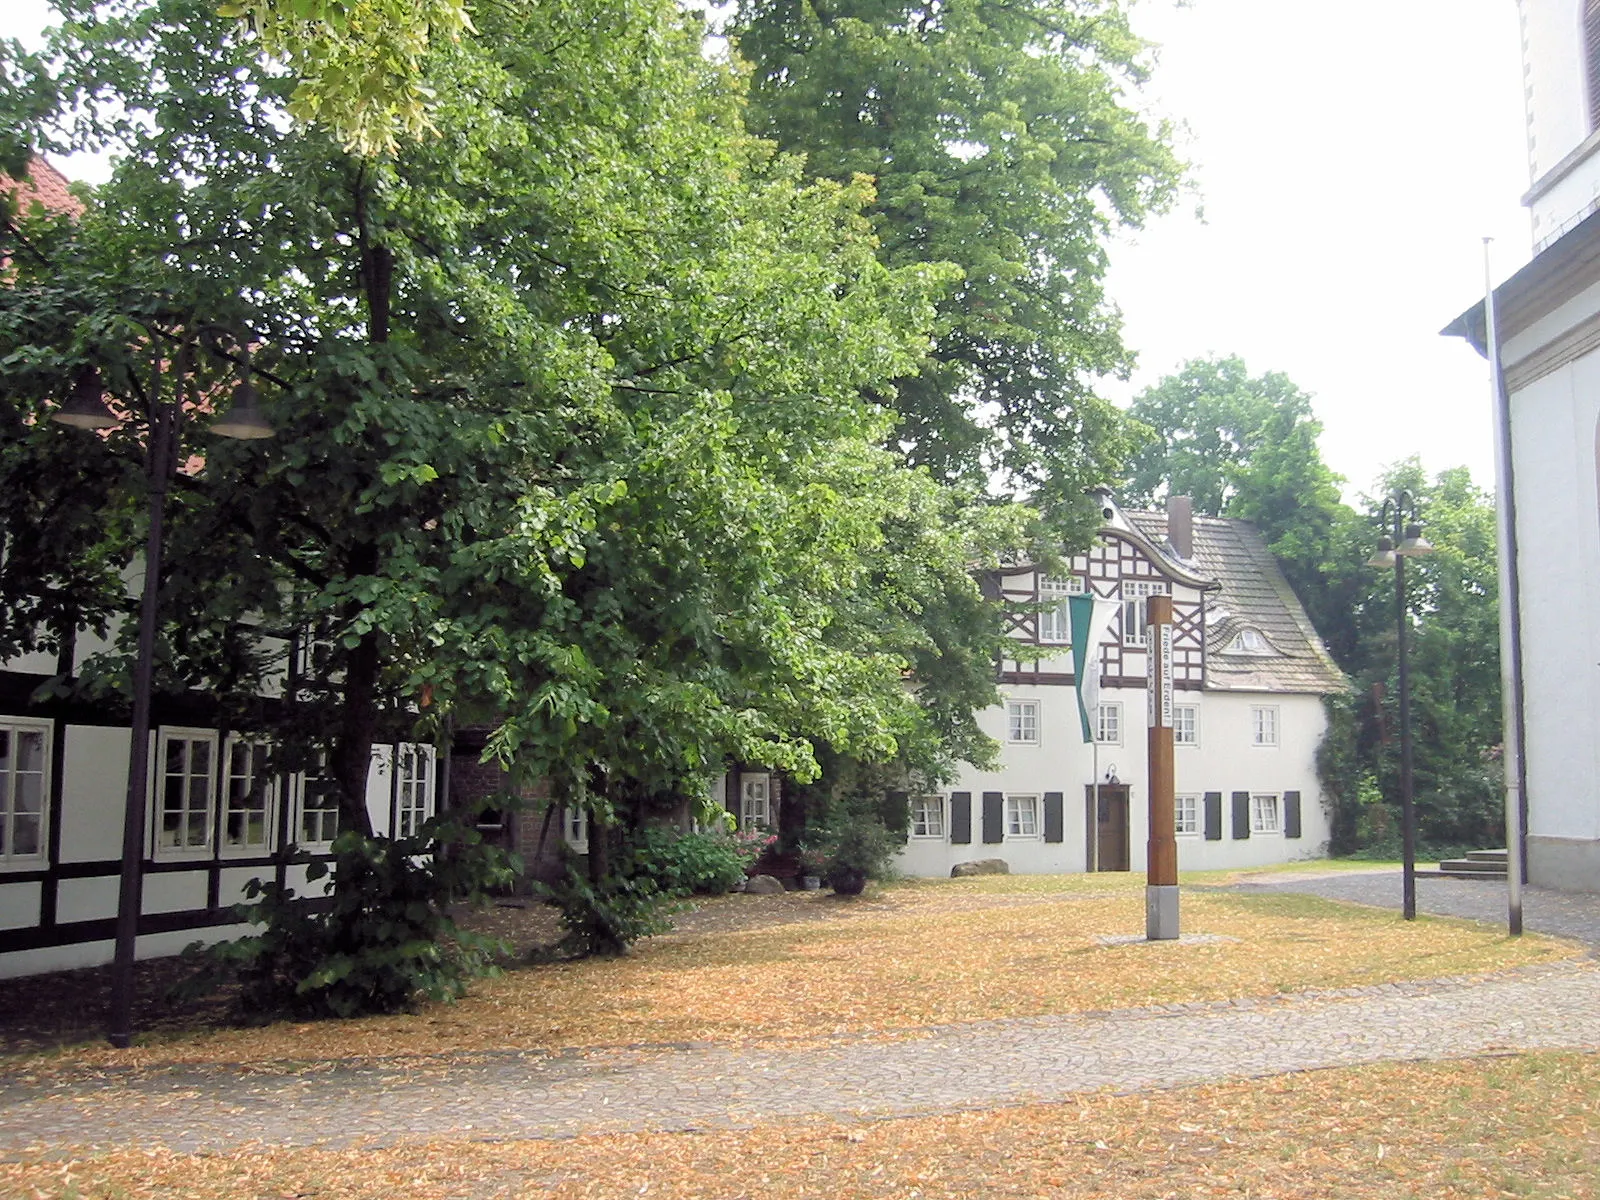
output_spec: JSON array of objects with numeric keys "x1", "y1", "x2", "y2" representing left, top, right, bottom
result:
[{"x1": 4, "y1": 868, "x2": 1598, "y2": 1158}]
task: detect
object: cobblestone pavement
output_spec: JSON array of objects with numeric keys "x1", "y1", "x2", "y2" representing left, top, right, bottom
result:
[{"x1": 5, "y1": 870, "x2": 1599, "y2": 1158}]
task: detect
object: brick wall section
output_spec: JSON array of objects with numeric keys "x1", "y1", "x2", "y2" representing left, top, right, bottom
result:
[{"x1": 447, "y1": 750, "x2": 563, "y2": 891}]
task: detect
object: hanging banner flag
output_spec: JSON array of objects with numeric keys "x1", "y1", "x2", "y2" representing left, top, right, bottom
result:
[{"x1": 1068, "y1": 591, "x2": 1120, "y2": 743}]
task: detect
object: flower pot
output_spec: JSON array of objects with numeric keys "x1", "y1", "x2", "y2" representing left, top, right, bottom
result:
[{"x1": 829, "y1": 866, "x2": 867, "y2": 896}]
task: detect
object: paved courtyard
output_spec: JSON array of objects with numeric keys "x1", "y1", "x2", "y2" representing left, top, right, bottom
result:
[{"x1": 2, "y1": 868, "x2": 1597, "y2": 1158}]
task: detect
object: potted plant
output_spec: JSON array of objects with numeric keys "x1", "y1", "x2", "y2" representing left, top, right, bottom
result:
[{"x1": 809, "y1": 799, "x2": 901, "y2": 896}]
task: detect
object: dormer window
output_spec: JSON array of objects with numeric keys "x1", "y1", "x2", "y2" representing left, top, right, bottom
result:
[{"x1": 1227, "y1": 627, "x2": 1274, "y2": 656}]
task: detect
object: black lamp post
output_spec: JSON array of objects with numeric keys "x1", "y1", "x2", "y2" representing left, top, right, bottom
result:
[
  {"x1": 52, "y1": 332, "x2": 272, "y2": 1048},
  {"x1": 1366, "y1": 490, "x2": 1434, "y2": 921}
]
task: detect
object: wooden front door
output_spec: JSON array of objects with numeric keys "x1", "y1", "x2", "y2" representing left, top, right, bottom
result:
[{"x1": 1085, "y1": 785, "x2": 1130, "y2": 872}]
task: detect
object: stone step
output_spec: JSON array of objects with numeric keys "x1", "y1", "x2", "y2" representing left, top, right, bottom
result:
[
  {"x1": 1437, "y1": 855, "x2": 1508, "y2": 879},
  {"x1": 1466, "y1": 848, "x2": 1509, "y2": 863}
]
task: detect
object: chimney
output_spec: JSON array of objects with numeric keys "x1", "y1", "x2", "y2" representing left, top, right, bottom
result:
[{"x1": 1168, "y1": 495, "x2": 1193, "y2": 560}]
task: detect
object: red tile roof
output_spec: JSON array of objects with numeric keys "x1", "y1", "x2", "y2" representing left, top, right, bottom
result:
[{"x1": 3, "y1": 155, "x2": 84, "y2": 218}]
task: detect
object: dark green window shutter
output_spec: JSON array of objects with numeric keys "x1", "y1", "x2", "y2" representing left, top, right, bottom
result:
[
  {"x1": 1043, "y1": 792, "x2": 1064, "y2": 843},
  {"x1": 1284, "y1": 791, "x2": 1303, "y2": 839},
  {"x1": 1232, "y1": 791, "x2": 1251, "y2": 840},
  {"x1": 982, "y1": 792, "x2": 1004, "y2": 844},
  {"x1": 950, "y1": 792, "x2": 972, "y2": 844},
  {"x1": 1204, "y1": 792, "x2": 1222, "y2": 841}
]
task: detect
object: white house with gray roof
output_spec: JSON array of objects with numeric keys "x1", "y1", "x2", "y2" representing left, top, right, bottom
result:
[{"x1": 897, "y1": 493, "x2": 1346, "y2": 877}]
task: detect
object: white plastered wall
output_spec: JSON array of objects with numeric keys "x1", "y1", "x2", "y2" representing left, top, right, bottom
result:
[{"x1": 896, "y1": 684, "x2": 1330, "y2": 878}]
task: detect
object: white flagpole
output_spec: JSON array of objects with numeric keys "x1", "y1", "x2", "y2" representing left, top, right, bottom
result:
[{"x1": 1484, "y1": 236, "x2": 1526, "y2": 937}]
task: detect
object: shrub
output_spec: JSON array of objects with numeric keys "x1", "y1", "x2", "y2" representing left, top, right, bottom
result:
[
  {"x1": 188, "y1": 814, "x2": 518, "y2": 1020},
  {"x1": 625, "y1": 825, "x2": 752, "y2": 896},
  {"x1": 535, "y1": 868, "x2": 677, "y2": 957},
  {"x1": 808, "y1": 794, "x2": 903, "y2": 894}
]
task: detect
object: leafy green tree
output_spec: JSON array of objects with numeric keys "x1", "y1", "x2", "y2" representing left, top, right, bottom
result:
[
  {"x1": 728, "y1": 0, "x2": 1182, "y2": 523},
  {"x1": 1, "y1": 0, "x2": 1024, "y2": 968},
  {"x1": 1123, "y1": 355, "x2": 1356, "y2": 655}
]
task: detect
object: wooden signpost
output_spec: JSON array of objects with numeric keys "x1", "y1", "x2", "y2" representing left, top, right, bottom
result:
[{"x1": 1146, "y1": 594, "x2": 1179, "y2": 940}]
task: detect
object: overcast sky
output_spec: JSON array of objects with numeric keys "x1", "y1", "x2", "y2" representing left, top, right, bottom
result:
[{"x1": 5, "y1": 0, "x2": 1531, "y2": 498}]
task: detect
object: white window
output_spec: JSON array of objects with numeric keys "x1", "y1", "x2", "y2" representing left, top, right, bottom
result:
[
  {"x1": 221, "y1": 737, "x2": 276, "y2": 855},
  {"x1": 0, "y1": 719, "x2": 49, "y2": 865},
  {"x1": 1227, "y1": 627, "x2": 1273, "y2": 655},
  {"x1": 1251, "y1": 706, "x2": 1279, "y2": 747},
  {"x1": 564, "y1": 805, "x2": 589, "y2": 852},
  {"x1": 740, "y1": 773, "x2": 772, "y2": 829},
  {"x1": 1005, "y1": 794, "x2": 1039, "y2": 838},
  {"x1": 157, "y1": 729, "x2": 217, "y2": 857},
  {"x1": 1007, "y1": 700, "x2": 1040, "y2": 745},
  {"x1": 395, "y1": 744, "x2": 433, "y2": 838},
  {"x1": 1175, "y1": 793, "x2": 1200, "y2": 837},
  {"x1": 297, "y1": 751, "x2": 340, "y2": 847},
  {"x1": 1121, "y1": 579, "x2": 1169, "y2": 647},
  {"x1": 1095, "y1": 701, "x2": 1121, "y2": 745},
  {"x1": 1251, "y1": 793, "x2": 1281, "y2": 834},
  {"x1": 1037, "y1": 575, "x2": 1084, "y2": 644},
  {"x1": 1174, "y1": 704, "x2": 1199, "y2": 746},
  {"x1": 911, "y1": 794, "x2": 945, "y2": 838}
]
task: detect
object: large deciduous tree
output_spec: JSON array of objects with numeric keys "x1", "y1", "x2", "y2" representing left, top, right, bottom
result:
[
  {"x1": 0, "y1": 0, "x2": 1015, "y2": 867},
  {"x1": 727, "y1": 0, "x2": 1182, "y2": 526}
]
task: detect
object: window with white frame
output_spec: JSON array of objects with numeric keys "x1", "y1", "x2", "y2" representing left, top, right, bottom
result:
[
  {"x1": 1121, "y1": 579, "x2": 1169, "y2": 647},
  {"x1": 1250, "y1": 705, "x2": 1279, "y2": 747},
  {"x1": 395, "y1": 745, "x2": 432, "y2": 838},
  {"x1": 1095, "y1": 701, "x2": 1121, "y2": 745},
  {"x1": 0, "y1": 719, "x2": 49, "y2": 864},
  {"x1": 564, "y1": 805, "x2": 589, "y2": 852},
  {"x1": 1037, "y1": 575, "x2": 1085, "y2": 644},
  {"x1": 1251, "y1": 793, "x2": 1281, "y2": 834},
  {"x1": 1174, "y1": 704, "x2": 1198, "y2": 746},
  {"x1": 1006, "y1": 794, "x2": 1039, "y2": 838},
  {"x1": 221, "y1": 737, "x2": 275, "y2": 854},
  {"x1": 1175, "y1": 793, "x2": 1200, "y2": 836},
  {"x1": 1226, "y1": 627, "x2": 1273, "y2": 655},
  {"x1": 1007, "y1": 700, "x2": 1040, "y2": 745},
  {"x1": 740, "y1": 773, "x2": 772, "y2": 829},
  {"x1": 157, "y1": 729, "x2": 217, "y2": 856},
  {"x1": 297, "y1": 751, "x2": 340, "y2": 847},
  {"x1": 911, "y1": 794, "x2": 945, "y2": 838}
]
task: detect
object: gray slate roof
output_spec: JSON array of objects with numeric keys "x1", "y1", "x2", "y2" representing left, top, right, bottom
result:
[{"x1": 1127, "y1": 510, "x2": 1348, "y2": 696}]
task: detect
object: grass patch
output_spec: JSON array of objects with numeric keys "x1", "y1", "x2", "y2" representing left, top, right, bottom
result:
[
  {"x1": 9, "y1": 1050, "x2": 1600, "y2": 1198},
  {"x1": 9, "y1": 872, "x2": 1575, "y2": 1072}
]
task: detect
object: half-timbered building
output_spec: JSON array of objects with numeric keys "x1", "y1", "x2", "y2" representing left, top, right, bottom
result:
[{"x1": 897, "y1": 492, "x2": 1345, "y2": 877}]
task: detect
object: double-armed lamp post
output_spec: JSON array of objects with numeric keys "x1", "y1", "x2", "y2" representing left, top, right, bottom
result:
[
  {"x1": 53, "y1": 331, "x2": 273, "y2": 1047},
  {"x1": 1365, "y1": 491, "x2": 1434, "y2": 921}
]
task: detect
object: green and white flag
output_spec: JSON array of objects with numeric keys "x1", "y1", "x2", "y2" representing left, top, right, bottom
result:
[{"x1": 1068, "y1": 592, "x2": 1119, "y2": 743}]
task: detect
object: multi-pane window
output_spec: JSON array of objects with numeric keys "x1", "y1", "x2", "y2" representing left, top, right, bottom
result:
[
  {"x1": 1174, "y1": 705, "x2": 1199, "y2": 746},
  {"x1": 1175, "y1": 793, "x2": 1200, "y2": 836},
  {"x1": 1121, "y1": 580, "x2": 1169, "y2": 647},
  {"x1": 396, "y1": 745, "x2": 432, "y2": 838},
  {"x1": 1251, "y1": 706, "x2": 1279, "y2": 747},
  {"x1": 222, "y1": 737, "x2": 275, "y2": 854},
  {"x1": 564, "y1": 805, "x2": 589, "y2": 851},
  {"x1": 1037, "y1": 575, "x2": 1085, "y2": 644},
  {"x1": 0, "y1": 720, "x2": 48, "y2": 864},
  {"x1": 740, "y1": 774, "x2": 772, "y2": 829},
  {"x1": 1006, "y1": 794, "x2": 1039, "y2": 838},
  {"x1": 1007, "y1": 700, "x2": 1040, "y2": 744},
  {"x1": 1095, "y1": 702, "x2": 1121, "y2": 745},
  {"x1": 158, "y1": 730, "x2": 217, "y2": 855},
  {"x1": 298, "y1": 752, "x2": 340, "y2": 847},
  {"x1": 1251, "y1": 793, "x2": 1281, "y2": 834},
  {"x1": 911, "y1": 795, "x2": 945, "y2": 838}
]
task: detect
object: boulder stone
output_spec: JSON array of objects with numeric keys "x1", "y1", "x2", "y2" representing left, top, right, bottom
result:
[
  {"x1": 743, "y1": 874, "x2": 787, "y2": 895},
  {"x1": 951, "y1": 858, "x2": 1010, "y2": 877}
]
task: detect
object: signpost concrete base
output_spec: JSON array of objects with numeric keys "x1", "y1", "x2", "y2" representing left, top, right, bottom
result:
[{"x1": 1146, "y1": 885, "x2": 1180, "y2": 941}]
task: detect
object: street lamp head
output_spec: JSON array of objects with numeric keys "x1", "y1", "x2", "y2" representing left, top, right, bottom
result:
[
  {"x1": 1366, "y1": 535, "x2": 1397, "y2": 569},
  {"x1": 1396, "y1": 523, "x2": 1434, "y2": 556},
  {"x1": 51, "y1": 367, "x2": 119, "y2": 430},
  {"x1": 209, "y1": 368, "x2": 274, "y2": 440}
]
